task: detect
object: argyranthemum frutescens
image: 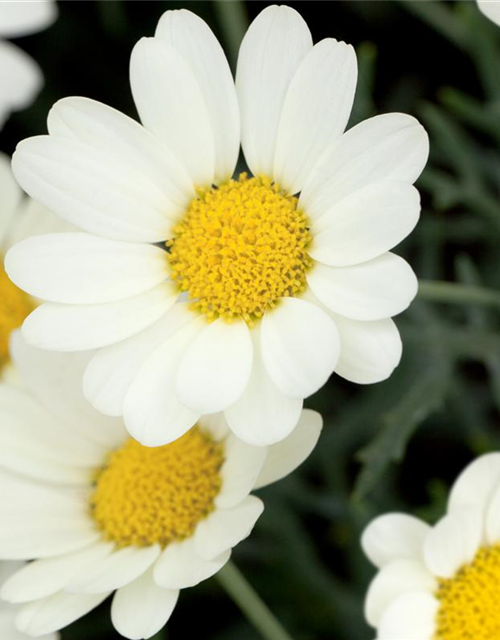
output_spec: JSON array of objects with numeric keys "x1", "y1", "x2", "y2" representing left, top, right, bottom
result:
[
  {"x1": 0, "y1": 331, "x2": 321, "y2": 639},
  {"x1": 0, "y1": 0, "x2": 57, "y2": 129},
  {"x1": 0, "y1": 153, "x2": 72, "y2": 382},
  {"x1": 362, "y1": 453, "x2": 500, "y2": 640},
  {"x1": 6, "y1": 5, "x2": 428, "y2": 447}
]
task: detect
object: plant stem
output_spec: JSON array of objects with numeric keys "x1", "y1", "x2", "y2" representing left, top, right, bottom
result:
[
  {"x1": 216, "y1": 561, "x2": 294, "y2": 640},
  {"x1": 418, "y1": 280, "x2": 500, "y2": 311}
]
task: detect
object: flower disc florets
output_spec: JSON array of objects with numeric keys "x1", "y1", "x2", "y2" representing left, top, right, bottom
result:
[
  {"x1": 167, "y1": 173, "x2": 311, "y2": 324},
  {"x1": 435, "y1": 543, "x2": 500, "y2": 640},
  {"x1": 91, "y1": 427, "x2": 224, "y2": 548}
]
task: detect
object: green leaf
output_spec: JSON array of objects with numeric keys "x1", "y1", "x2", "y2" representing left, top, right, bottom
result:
[{"x1": 353, "y1": 324, "x2": 450, "y2": 502}]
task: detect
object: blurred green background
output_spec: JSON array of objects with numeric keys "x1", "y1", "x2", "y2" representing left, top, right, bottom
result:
[{"x1": 2, "y1": 1, "x2": 500, "y2": 639}]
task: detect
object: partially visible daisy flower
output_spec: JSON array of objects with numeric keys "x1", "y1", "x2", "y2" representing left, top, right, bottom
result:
[
  {"x1": 477, "y1": 0, "x2": 500, "y2": 26},
  {"x1": 0, "y1": 332, "x2": 321, "y2": 640},
  {"x1": 7, "y1": 5, "x2": 428, "y2": 447},
  {"x1": 0, "y1": 153, "x2": 71, "y2": 382},
  {"x1": 0, "y1": 563, "x2": 59, "y2": 640},
  {"x1": 0, "y1": 0, "x2": 57, "y2": 129},
  {"x1": 362, "y1": 453, "x2": 500, "y2": 640}
]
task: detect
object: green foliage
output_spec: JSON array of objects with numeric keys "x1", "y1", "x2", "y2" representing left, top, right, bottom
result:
[{"x1": 2, "y1": 2, "x2": 500, "y2": 639}]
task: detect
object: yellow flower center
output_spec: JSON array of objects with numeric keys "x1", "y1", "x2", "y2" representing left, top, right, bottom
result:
[
  {"x1": 167, "y1": 173, "x2": 311, "y2": 324},
  {"x1": 0, "y1": 263, "x2": 33, "y2": 367},
  {"x1": 91, "y1": 427, "x2": 225, "y2": 548},
  {"x1": 435, "y1": 543, "x2": 500, "y2": 640}
]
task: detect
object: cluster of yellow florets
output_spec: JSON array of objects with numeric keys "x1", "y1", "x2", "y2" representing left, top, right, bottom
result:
[
  {"x1": 435, "y1": 543, "x2": 500, "y2": 640},
  {"x1": 167, "y1": 173, "x2": 311, "y2": 324},
  {"x1": 91, "y1": 427, "x2": 225, "y2": 548}
]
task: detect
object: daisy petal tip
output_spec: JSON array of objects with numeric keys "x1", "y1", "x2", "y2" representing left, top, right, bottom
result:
[
  {"x1": 175, "y1": 320, "x2": 253, "y2": 415},
  {"x1": 194, "y1": 496, "x2": 264, "y2": 561}
]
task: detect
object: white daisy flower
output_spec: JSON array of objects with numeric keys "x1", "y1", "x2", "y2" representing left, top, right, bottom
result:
[
  {"x1": 0, "y1": 331, "x2": 322, "y2": 640},
  {"x1": 0, "y1": 0, "x2": 57, "y2": 129},
  {"x1": 0, "y1": 563, "x2": 59, "y2": 640},
  {"x1": 0, "y1": 153, "x2": 72, "y2": 382},
  {"x1": 6, "y1": 5, "x2": 428, "y2": 447},
  {"x1": 361, "y1": 453, "x2": 500, "y2": 640},
  {"x1": 478, "y1": 0, "x2": 500, "y2": 26}
]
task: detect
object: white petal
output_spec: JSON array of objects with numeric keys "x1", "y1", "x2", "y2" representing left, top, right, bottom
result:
[
  {"x1": 236, "y1": 5, "x2": 312, "y2": 177},
  {"x1": 0, "y1": 41, "x2": 41, "y2": 128},
  {"x1": 333, "y1": 314, "x2": 402, "y2": 384},
  {"x1": 215, "y1": 435, "x2": 268, "y2": 509},
  {"x1": 0, "y1": 384, "x2": 96, "y2": 484},
  {"x1": 423, "y1": 507, "x2": 483, "y2": 578},
  {"x1": 1, "y1": 358, "x2": 105, "y2": 468},
  {"x1": 448, "y1": 452, "x2": 500, "y2": 516},
  {"x1": 307, "y1": 254, "x2": 418, "y2": 321},
  {"x1": 0, "y1": 610, "x2": 37, "y2": 640},
  {"x1": 0, "y1": 0, "x2": 56, "y2": 38},
  {"x1": 0, "y1": 561, "x2": 24, "y2": 587},
  {"x1": 3, "y1": 197, "x2": 75, "y2": 252},
  {"x1": 67, "y1": 545, "x2": 160, "y2": 594},
  {"x1": 225, "y1": 329, "x2": 303, "y2": 446},
  {"x1": 0, "y1": 153, "x2": 21, "y2": 246},
  {"x1": 10, "y1": 331, "x2": 125, "y2": 450},
  {"x1": 224, "y1": 370, "x2": 303, "y2": 447},
  {"x1": 155, "y1": 10, "x2": 239, "y2": 182},
  {"x1": 22, "y1": 282, "x2": 178, "y2": 351},
  {"x1": 194, "y1": 496, "x2": 264, "y2": 560},
  {"x1": 12, "y1": 136, "x2": 174, "y2": 243},
  {"x1": 254, "y1": 409, "x2": 322, "y2": 489},
  {"x1": 478, "y1": 0, "x2": 500, "y2": 26},
  {"x1": 274, "y1": 39, "x2": 357, "y2": 195},
  {"x1": 0, "y1": 467, "x2": 85, "y2": 514},
  {"x1": 47, "y1": 97, "x2": 194, "y2": 211},
  {"x1": 123, "y1": 318, "x2": 204, "y2": 446},
  {"x1": 260, "y1": 298, "x2": 339, "y2": 398},
  {"x1": 1, "y1": 543, "x2": 113, "y2": 603},
  {"x1": 0, "y1": 514, "x2": 99, "y2": 560},
  {"x1": 176, "y1": 319, "x2": 253, "y2": 414},
  {"x1": 361, "y1": 513, "x2": 430, "y2": 569},
  {"x1": 153, "y1": 537, "x2": 230, "y2": 589},
  {"x1": 16, "y1": 591, "x2": 109, "y2": 638},
  {"x1": 0, "y1": 465, "x2": 82, "y2": 508},
  {"x1": 365, "y1": 559, "x2": 436, "y2": 627},
  {"x1": 84, "y1": 303, "x2": 194, "y2": 417},
  {"x1": 485, "y1": 482, "x2": 500, "y2": 544},
  {"x1": 377, "y1": 592, "x2": 438, "y2": 640},
  {"x1": 111, "y1": 569, "x2": 179, "y2": 640},
  {"x1": 300, "y1": 113, "x2": 429, "y2": 219},
  {"x1": 310, "y1": 182, "x2": 420, "y2": 267},
  {"x1": 130, "y1": 37, "x2": 215, "y2": 187},
  {"x1": 6, "y1": 232, "x2": 168, "y2": 305}
]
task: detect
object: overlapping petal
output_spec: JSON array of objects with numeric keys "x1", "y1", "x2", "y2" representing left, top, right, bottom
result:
[
  {"x1": 300, "y1": 113, "x2": 429, "y2": 218},
  {"x1": 260, "y1": 298, "x2": 340, "y2": 398},
  {"x1": 307, "y1": 253, "x2": 418, "y2": 321},
  {"x1": 236, "y1": 5, "x2": 312, "y2": 177},
  {"x1": 155, "y1": 9, "x2": 240, "y2": 182},
  {"x1": 130, "y1": 37, "x2": 216, "y2": 186},
  {"x1": 22, "y1": 283, "x2": 178, "y2": 352},
  {"x1": 6, "y1": 233, "x2": 169, "y2": 305},
  {"x1": 274, "y1": 38, "x2": 357, "y2": 194}
]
